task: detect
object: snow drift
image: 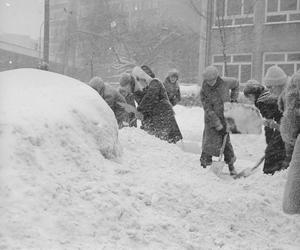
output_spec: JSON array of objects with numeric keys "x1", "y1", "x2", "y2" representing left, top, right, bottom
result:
[
  {"x1": 0, "y1": 69, "x2": 299, "y2": 249},
  {"x1": 0, "y1": 68, "x2": 121, "y2": 160}
]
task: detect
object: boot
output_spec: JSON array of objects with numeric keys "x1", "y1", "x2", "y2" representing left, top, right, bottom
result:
[
  {"x1": 200, "y1": 159, "x2": 212, "y2": 169},
  {"x1": 228, "y1": 164, "x2": 237, "y2": 176},
  {"x1": 200, "y1": 153, "x2": 212, "y2": 169}
]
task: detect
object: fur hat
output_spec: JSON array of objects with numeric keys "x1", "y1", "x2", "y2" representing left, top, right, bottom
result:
[
  {"x1": 119, "y1": 73, "x2": 132, "y2": 87},
  {"x1": 168, "y1": 69, "x2": 179, "y2": 79},
  {"x1": 202, "y1": 66, "x2": 219, "y2": 81},
  {"x1": 264, "y1": 66, "x2": 288, "y2": 87},
  {"x1": 88, "y1": 76, "x2": 105, "y2": 93}
]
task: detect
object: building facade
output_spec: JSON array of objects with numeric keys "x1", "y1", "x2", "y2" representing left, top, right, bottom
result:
[{"x1": 204, "y1": 0, "x2": 300, "y2": 85}]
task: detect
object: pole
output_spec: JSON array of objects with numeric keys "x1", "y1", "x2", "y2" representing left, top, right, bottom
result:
[
  {"x1": 43, "y1": 0, "x2": 50, "y2": 65},
  {"x1": 198, "y1": 0, "x2": 208, "y2": 85},
  {"x1": 39, "y1": 21, "x2": 44, "y2": 60}
]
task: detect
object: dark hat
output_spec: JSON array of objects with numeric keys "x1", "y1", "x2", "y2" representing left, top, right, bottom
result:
[
  {"x1": 243, "y1": 80, "x2": 266, "y2": 100},
  {"x1": 141, "y1": 65, "x2": 155, "y2": 78}
]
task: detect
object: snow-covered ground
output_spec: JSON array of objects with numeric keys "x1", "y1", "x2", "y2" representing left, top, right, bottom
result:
[{"x1": 0, "y1": 69, "x2": 299, "y2": 249}]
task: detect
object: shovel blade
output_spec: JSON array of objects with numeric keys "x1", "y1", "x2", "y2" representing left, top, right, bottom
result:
[
  {"x1": 210, "y1": 161, "x2": 225, "y2": 176},
  {"x1": 234, "y1": 168, "x2": 253, "y2": 179}
]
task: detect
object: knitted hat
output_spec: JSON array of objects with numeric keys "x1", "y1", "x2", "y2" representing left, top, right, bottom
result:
[
  {"x1": 88, "y1": 76, "x2": 105, "y2": 93},
  {"x1": 264, "y1": 66, "x2": 288, "y2": 87},
  {"x1": 119, "y1": 73, "x2": 132, "y2": 87},
  {"x1": 141, "y1": 65, "x2": 155, "y2": 78},
  {"x1": 202, "y1": 66, "x2": 219, "y2": 81}
]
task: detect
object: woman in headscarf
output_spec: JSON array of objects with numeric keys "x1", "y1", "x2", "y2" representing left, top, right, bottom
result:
[{"x1": 120, "y1": 66, "x2": 183, "y2": 143}]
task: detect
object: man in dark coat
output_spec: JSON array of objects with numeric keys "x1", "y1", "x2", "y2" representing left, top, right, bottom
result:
[
  {"x1": 136, "y1": 78, "x2": 183, "y2": 143},
  {"x1": 88, "y1": 76, "x2": 127, "y2": 128},
  {"x1": 119, "y1": 73, "x2": 137, "y2": 127},
  {"x1": 200, "y1": 66, "x2": 239, "y2": 175},
  {"x1": 163, "y1": 69, "x2": 181, "y2": 106}
]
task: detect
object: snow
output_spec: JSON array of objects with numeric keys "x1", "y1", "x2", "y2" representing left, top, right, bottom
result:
[
  {"x1": 180, "y1": 83, "x2": 200, "y2": 97},
  {"x1": 1, "y1": 69, "x2": 300, "y2": 249}
]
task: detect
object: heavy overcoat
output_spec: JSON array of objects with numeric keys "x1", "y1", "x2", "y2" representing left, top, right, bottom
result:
[
  {"x1": 136, "y1": 79, "x2": 183, "y2": 143},
  {"x1": 200, "y1": 77, "x2": 239, "y2": 156},
  {"x1": 255, "y1": 93, "x2": 286, "y2": 174}
]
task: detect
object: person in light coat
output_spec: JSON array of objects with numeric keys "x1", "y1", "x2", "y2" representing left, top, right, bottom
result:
[{"x1": 280, "y1": 71, "x2": 300, "y2": 214}]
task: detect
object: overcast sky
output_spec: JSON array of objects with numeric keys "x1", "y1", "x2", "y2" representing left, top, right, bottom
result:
[{"x1": 0, "y1": 0, "x2": 44, "y2": 39}]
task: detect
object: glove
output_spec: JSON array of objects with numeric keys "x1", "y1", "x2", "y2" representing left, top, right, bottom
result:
[{"x1": 215, "y1": 124, "x2": 223, "y2": 131}]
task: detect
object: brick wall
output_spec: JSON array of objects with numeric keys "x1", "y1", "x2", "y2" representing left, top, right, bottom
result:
[{"x1": 206, "y1": 0, "x2": 300, "y2": 84}]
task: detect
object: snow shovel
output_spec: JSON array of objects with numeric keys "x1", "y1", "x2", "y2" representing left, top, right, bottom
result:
[
  {"x1": 210, "y1": 133, "x2": 229, "y2": 176},
  {"x1": 233, "y1": 155, "x2": 265, "y2": 179}
]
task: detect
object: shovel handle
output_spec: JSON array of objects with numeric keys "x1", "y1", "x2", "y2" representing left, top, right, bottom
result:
[
  {"x1": 218, "y1": 133, "x2": 228, "y2": 161},
  {"x1": 251, "y1": 155, "x2": 265, "y2": 171}
]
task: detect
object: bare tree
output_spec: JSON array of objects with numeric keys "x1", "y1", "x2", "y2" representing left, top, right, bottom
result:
[
  {"x1": 215, "y1": 0, "x2": 228, "y2": 76},
  {"x1": 189, "y1": 0, "x2": 257, "y2": 78}
]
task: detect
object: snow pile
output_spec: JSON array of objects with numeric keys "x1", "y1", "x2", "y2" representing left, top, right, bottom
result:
[
  {"x1": 0, "y1": 69, "x2": 121, "y2": 160},
  {"x1": 0, "y1": 70, "x2": 299, "y2": 249},
  {"x1": 180, "y1": 84, "x2": 200, "y2": 97}
]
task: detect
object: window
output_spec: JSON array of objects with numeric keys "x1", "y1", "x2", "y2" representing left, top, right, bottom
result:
[
  {"x1": 214, "y1": 0, "x2": 254, "y2": 27},
  {"x1": 266, "y1": 0, "x2": 300, "y2": 23},
  {"x1": 263, "y1": 52, "x2": 300, "y2": 76},
  {"x1": 212, "y1": 54, "x2": 252, "y2": 84}
]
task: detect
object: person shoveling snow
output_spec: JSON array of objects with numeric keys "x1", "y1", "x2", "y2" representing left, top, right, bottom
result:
[{"x1": 199, "y1": 66, "x2": 239, "y2": 176}]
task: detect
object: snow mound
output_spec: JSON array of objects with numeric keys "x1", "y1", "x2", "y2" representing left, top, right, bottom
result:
[{"x1": 0, "y1": 68, "x2": 121, "y2": 160}]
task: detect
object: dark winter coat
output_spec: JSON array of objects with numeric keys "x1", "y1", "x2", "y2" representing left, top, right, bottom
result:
[
  {"x1": 100, "y1": 85, "x2": 127, "y2": 127},
  {"x1": 255, "y1": 92, "x2": 286, "y2": 174},
  {"x1": 136, "y1": 79, "x2": 183, "y2": 143},
  {"x1": 163, "y1": 77, "x2": 181, "y2": 106},
  {"x1": 200, "y1": 76, "x2": 239, "y2": 156}
]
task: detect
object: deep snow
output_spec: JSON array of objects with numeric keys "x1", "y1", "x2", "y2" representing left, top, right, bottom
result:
[{"x1": 0, "y1": 69, "x2": 299, "y2": 249}]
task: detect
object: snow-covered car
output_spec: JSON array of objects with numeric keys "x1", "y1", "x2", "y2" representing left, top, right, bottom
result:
[{"x1": 0, "y1": 68, "x2": 122, "y2": 161}]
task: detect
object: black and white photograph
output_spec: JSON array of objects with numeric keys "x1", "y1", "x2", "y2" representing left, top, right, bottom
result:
[{"x1": 0, "y1": 0, "x2": 299, "y2": 249}]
